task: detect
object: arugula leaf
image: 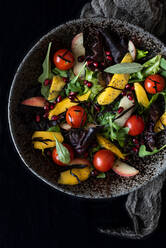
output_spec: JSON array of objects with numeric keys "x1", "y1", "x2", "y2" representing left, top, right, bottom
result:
[
  {"x1": 131, "y1": 55, "x2": 161, "y2": 80},
  {"x1": 52, "y1": 67, "x2": 68, "y2": 77},
  {"x1": 117, "y1": 127, "x2": 130, "y2": 147},
  {"x1": 97, "y1": 172, "x2": 106, "y2": 178},
  {"x1": 104, "y1": 63, "x2": 143, "y2": 74},
  {"x1": 47, "y1": 125, "x2": 60, "y2": 132},
  {"x1": 139, "y1": 144, "x2": 166, "y2": 157},
  {"x1": 38, "y1": 42, "x2": 53, "y2": 83},
  {"x1": 136, "y1": 49, "x2": 148, "y2": 60},
  {"x1": 65, "y1": 62, "x2": 87, "y2": 96},
  {"x1": 54, "y1": 136, "x2": 70, "y2": 164}
]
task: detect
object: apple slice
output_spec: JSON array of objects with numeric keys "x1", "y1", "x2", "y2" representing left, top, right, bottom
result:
[
  {"x1": 60, "y1": 123, "x2": 71, "y2": 131},
  {"x1": 21, "y1": 96, "x2": 46, "y2": 107},
  {"x1": 71, "y1": 33, "x2": 85, "y2": 58},
  {"x1": 71, "y1": 33, "x2": 86, "y2": 77},
  {"x1": 112, "y1": 160, "x2": 139, "y2": 177},
  {"x1": 128, "y1": 40, "x2": 136, "y2": 61}
]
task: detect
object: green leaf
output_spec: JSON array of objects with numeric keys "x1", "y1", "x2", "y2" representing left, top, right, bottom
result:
[
  {"x1": 136, "y1": 49, "x2": 148, "y2": 60},
  {"x1": 54, "y1": 136, "x2": 70, "y2": 164},
  {"x1": 117, "y1": 127, "x2": 129, "y2": 147},
  {"x1": 104, "y1": 63, "x2": 143, "y2": 74},
  {"x1": 52, "y1": 67, "x2": 68, "y2": 77},
  {"x1": 160, "y1": 70, "x2": 166, "y2": 78},
  {"x1": 139, "y1": 144, "x2": 166, "y2": 157},
  {"x1": 47, "y1": 125, "x2": 60, "y2": 132},
  {"x1": 160, "y1": 58, "x2": 166, "y2": 70},
  {"x1": 38, "y1": 42, "x2": 53, "y2": 83},
  {"x1": 41, "y1": 84, "x2": 50, "y2": 99},
  {"x1": 97, "y1": 172, "x2": 106, "y2": 179}
]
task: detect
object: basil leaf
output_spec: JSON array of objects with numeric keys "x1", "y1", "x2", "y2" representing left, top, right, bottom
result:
[
  {"x1": 54, "y1": 136, "x2": 70, "y2": 164},
  {"x1": 139, "y1": 144, "x2": 166, "y2": 157},
  {"x1": 104, "y1": 63, "x2": 143, "y2": 74},
  {"x1": 47, "y1": 126, "x2": 60, "y2": 132},
  {"x1": 97, "y1": 172, "x2": 106, "y2": 179},
  {"x1": 160, "y1": 58, "x2": 166, "y2": 70},
  {"x1": 38, "y1": 42, "x2": 53, "y2": 83}
]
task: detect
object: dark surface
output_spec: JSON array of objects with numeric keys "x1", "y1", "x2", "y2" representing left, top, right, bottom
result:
[{"x1": 1, "y1": 0, "x2": 166, "y2": 247}]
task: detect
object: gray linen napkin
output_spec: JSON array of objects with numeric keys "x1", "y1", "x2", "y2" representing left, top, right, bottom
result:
[{"x1": 81, "y1": 0, "x2": 166, "y2": 239}]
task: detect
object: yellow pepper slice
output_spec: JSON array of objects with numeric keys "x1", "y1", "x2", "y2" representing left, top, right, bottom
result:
[{"x1": 134, "y1": 82, "x2": 149, "y2": 108}]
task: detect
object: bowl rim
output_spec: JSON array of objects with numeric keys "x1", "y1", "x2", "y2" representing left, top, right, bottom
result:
[{"x1": 8, "y1": 17, "x2": 166, "y2": 200}]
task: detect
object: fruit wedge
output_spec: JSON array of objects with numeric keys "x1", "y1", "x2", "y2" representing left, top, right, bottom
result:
[
  {"x1": 112, "y1": 160, "x2": 139, "y2": 177},
  {"x1": 48, "y1": 91, "x2": 91, "y2": 119},
  {"x1": 21, "y1": 96, "x2": 46, "y2": 107},
  {"x1": 134, "y1": 82, "x2": 149, "y2": 108},
  {"x1": 47, "y1": 76, "x2": 66, "y2": 101},
  {"x1": 97, "y1": 53, "x2": 133, "y2": 105},
  {"x1": 128, "y1": 40, "x2": 136, "y2": 61}
]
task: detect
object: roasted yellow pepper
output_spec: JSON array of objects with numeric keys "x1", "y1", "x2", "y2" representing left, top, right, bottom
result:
[
  {"x1": 134, "y1": 82, "x2": 149, "y2": 108},
  {"x1": 154, "y1": 112, "x2": 166, "y2": 133},
  {"x1": 97, "y1": 135, "x2": 125, "y2": 159},
  {"x1": 58, "y1": 166, "x2": 91, "y2": 185},
  {"x1": 32, "y1": 131, "x2": 63, "y2": 150},
  {"x1": 48, "y1": 91, "x2": 91, "y2": 119},
  {"x1": 97, "y1": 53, "x2": 132, "y2": 105},
  {"x1": 48, "y1": 75, "x2": 66, "y2": 101}
]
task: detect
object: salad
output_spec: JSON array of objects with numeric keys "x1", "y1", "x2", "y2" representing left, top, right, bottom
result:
[{"x1": 20, "y1": 28, "x2": 166, "y2": 185}]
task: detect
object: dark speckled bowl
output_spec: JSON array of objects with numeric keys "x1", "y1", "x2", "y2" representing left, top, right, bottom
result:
[{"x1": 8, "y1": 18, "x2": 166, "y2": 199}]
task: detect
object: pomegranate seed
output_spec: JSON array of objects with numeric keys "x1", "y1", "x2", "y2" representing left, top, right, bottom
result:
[
  {"x1": 93, "y1": 62, "x2": 98, "y2": 67},
  {"x1": 121, "y1": 91, "x2": 126, "y2": 96},
  {"x1": 87, "y1": 82, "x2": 92, "y2": 88},
  {"x1": 51, "y1": 115, "x2": 59, "y2": 121},
  {"x1": 44, "y1": 79, "x2": 51, "y2": 86},
  {"x1": 43, "y1": 112, "x2": 48, "y2": 118},
  {"x1": 91, "y1": 170, "x2": 99, "y2": 177},
  {"x1": 131, "y1": 86, "x2": 135, "y2": 91},
  {"x1": 127, "y1": 94, "x2": 133, "y2": 101},
  {"x1": 84, "y1": 152, "x2": 88, "y2": 158},
  {"x1": 94, "y1": 104, "x2": 100, "y2": 112},
  {"x1": 78, "y1": 55, "x2": 85, "y2": 62},
  {"x1": 84, "y1": 80, "x2": 88, "y2": 85},
  {"x1": 135, "y1": 144, "x2": 140, "y2": 148},
  {"x1": 47, "y1": 151, "x2": 51, "y2": 156},
  {"x1": 35, "y1": 115, "x2": 40, "y2": 122},
  {"x1": 132, "y1": 147, "x2": 138, "y2": 152},
  {"x1": 62, "y1": 77, "x2": 68, "y2": 83},
  {"x1": 125, "y1": 84, "x2": 131, "y2": 90},
  {"x1": 101, "y1": 62, "x2": 105, "y2": 67},
  {"x1": 133, "y1": 138, "x2": 139, "y2": 144},
  {"x1": 87, "y1": 60, "x2": 93, "y2": 66},
  {"x1": 50, "y1": 104, "x2": 54, "y2": 110},
  {"x1": 117, "y1": 107, "x2": 124, "y2": 114},
  {"x1": 69, "y1": 91, "x2": 77, "y2": 96},
  {"x1": 68, "y1": 95, "x2": 75, "y2": 101},
  {"x1": 44, "y1": 105, "x2": 49, "y2": 111},
  {"x1": 124, "y1": 156, "x2": 129, "y2": 160},
  {"x1": 56, "y1": 96, "x2": 62, "y2": 103},
  {"x1": 106, "y1": 55, "x2": 112, "y2": 61},
  {"x1": 105, "y1": 51, "x2": 111, "y2": 56}
]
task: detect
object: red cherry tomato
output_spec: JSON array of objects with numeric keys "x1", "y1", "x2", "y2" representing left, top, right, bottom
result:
[
  {"x1": 125, "y1": 115, "x2": 145, "y2": 136},
  {"x1": 144, "y1": 74, "x2": 165, "y2": 94},
  {"x1": 93, "y1": 149, "x2": 115, "y2": 172},
  {"x1": 53, "y1": 49, "x2": 74, "y2": 70},
  {"x1": 66, "y1": 106, "x2": 87, "y2": 128},
  {"x1": 52, "y1": 143, "x2": 74, "y2": 166}
]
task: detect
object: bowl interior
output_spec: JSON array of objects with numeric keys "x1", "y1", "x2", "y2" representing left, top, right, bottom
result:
[{"x1": 8, "y1": 17, "x2": 166, "y2": 199}]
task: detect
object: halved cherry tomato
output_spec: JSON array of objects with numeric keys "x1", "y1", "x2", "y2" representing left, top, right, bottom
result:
[
  {"x1": 93, "y1": 149, "x2": 115, "y2": 172},
  {"x1": 53, "y1": 49, "x2": 74, "y2": 70},
  {"x1": 125, "y1": 115, "x2": 144, "y2": 136},
  {"x1": 144, "y1": 74, "x2": 165, "y2": 94},
  {"x1": 52, "y1": 143, "x2": 74, "y2": 166},
  {"x1": 66, "y1": 106, "x2": 87, "y2": 128}
]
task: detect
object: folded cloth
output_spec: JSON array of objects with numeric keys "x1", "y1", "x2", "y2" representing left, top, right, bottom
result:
[{"x1": 81, "y1": 0, "x2": 166, "y2": 239}]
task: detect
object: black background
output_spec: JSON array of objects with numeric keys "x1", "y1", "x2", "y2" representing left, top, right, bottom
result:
[{"x1": 1, "y1": 0, "x2": 166, "y2": 247}]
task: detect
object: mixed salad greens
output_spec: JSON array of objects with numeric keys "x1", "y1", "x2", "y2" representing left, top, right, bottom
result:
[{"x1": 20, "y1": 28, "x2": 166, "y2": 185}]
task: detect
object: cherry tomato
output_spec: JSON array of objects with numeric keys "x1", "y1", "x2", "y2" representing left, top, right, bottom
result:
[
  {"x1": 53, "y1": 49, "x2": 74, "y2": 70},
  {"x1": 52, "y1": 143, "x2": 74, "y2": 166},
  {"x1": 93, "y1": 149, "x2": 115, "y2": 172},
  {"x1": 66, "y1": 106, "x2": 87, "y2": 128},
  {"x1": 125, "y1": 115, "x2": 145, "y2": 136},
  {"x1": 144, "y1": 74, "x2": 165, "y2": 94}
]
